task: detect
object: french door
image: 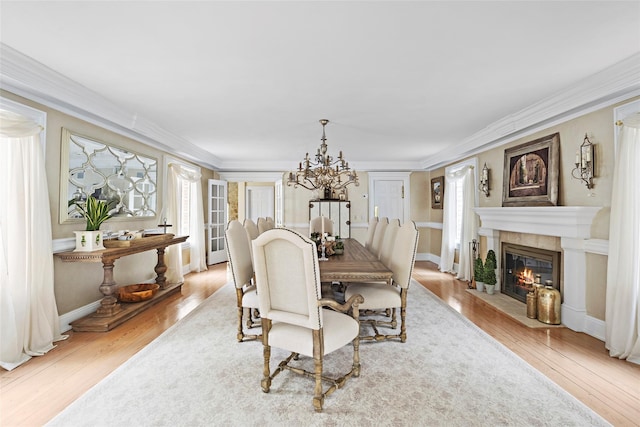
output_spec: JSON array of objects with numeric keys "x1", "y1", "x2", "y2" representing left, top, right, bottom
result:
[{"x1": 207, "y1": 179, "x2": 228, "y2": 264}]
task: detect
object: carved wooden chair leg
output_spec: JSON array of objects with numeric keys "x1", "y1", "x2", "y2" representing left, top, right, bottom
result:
[{"x1": 313, "y1": 329, "x2": 324, "y2": 412}]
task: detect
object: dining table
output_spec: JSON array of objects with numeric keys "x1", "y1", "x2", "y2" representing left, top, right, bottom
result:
[{"x1": 318, "y1": 238, "x2": 392, "y2": 285}]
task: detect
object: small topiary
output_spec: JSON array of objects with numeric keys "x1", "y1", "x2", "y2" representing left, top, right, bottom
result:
[
  {"x1": 474, "y1": 257, "x2": 485, "y2": 283},
  {"x1": 486, "y1": 250, "x2": 497, "y2": 270},
  {"x1": 484, "y1": 258, "x2": 497, "y2": 286}
]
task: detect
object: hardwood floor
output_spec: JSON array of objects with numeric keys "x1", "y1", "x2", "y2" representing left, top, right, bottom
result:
[{"x1": 1, "y1": 261, "x2": 638, "y2": 426}]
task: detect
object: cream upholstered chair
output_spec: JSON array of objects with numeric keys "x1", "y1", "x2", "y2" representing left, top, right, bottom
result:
[
  {"x1": 225, "y1": 220, "x2": 260, "y2": 342},
  {"x1": 364, "y1": 217, "x2": 378, "y2": 250},
  {"x1": 243, "y1": 218, "x2": 260, "y2": 241},
  {"x1": 369, "y1": 217, "x2": 389, "y2": 258},
  {"x1": 257, "y1": 217, "x2": 270, "y2": 234},
  {"x1": 265, "y1": 216, "x2": 276, "y2": 229},
  {"x1": 252, "y1": 228, "x2": 364, "y2": 412},
  {"x1": 379, "y1": 218, "x2": 400, "y2": 267},
  {"x1": 309, "y1": 216, "x2": 333, "y2": 235},
  {"x1": 345, "y1": 221, "x2": 419, "y2": 343}
]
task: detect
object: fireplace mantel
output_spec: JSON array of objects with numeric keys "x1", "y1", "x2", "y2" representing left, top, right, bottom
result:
[
  {"x1": 474, "y1": 206, "x2": 601, "y2": 239},
  {"x1": 474, "y1": 206, "x2": 603, "y2": 335}
]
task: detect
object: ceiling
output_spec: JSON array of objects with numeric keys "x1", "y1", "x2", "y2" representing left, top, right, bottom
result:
[{"x1": 1, "y1": 1, "x2": 639, "y2": 172}]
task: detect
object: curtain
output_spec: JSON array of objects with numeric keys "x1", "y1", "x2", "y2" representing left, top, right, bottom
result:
[
  {"x1": 440, "y1": 165, "x2": 477, "y2": 281},
  {"x1": 605, "y1": 112, "x2": 640, "y2": 364},
  {"x1": 0, "y1": 110, "x2": 65, "y2": 371},
  {"x1": 165, "y1": 163, "x2": 207, "y2": 284}
]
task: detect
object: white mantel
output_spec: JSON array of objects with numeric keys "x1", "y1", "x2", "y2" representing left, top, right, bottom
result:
[{"x1": 474, "y1": 206, "x2": 602, "y2": 334}]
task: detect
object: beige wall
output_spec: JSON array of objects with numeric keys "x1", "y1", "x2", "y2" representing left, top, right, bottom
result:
[
  {"x1": 2, "y1": 90, "x2": 216, "y2": 315},
  {"x1": 6, "y1": 85, "x2": 634, "y2": 322}
]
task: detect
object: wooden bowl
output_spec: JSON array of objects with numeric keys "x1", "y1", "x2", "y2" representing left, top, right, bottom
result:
[{"x1": 118, "y1": 284, "x2": 159, "y2": 303}]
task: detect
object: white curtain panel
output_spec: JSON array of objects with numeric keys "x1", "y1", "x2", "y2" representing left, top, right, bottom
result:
[
  {"x1": 0, "y1": 111, "x2": 64, "y2": 371},
  {"x1": 166, "y1": 163, "x2": 207, "y2": 284},
  {"x1": 456, "y1": 167, "x2": 478, "y2": 282},
  {"x1": 605, "y1": 112, "x2": 640, "y2": 364},
  {"x1": 439, "y1": 165, "x2": 477, "y2": 280}
]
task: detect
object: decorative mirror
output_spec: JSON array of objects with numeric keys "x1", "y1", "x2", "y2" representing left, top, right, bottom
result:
[{"x1": 60, "y1": 128, "x2": 158, "y2": 224}]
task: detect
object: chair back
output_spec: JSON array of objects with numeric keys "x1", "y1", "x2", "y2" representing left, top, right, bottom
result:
[
  {"x1": 257, "y1": 217, "x2": 271, "y2": 234},
  {"x1": 252, "y1": 228, "x2": 322, "y2": 330},
  {"x1": 389, "y1": 221, "x2": 419, "y2": 289},
  {"x1": 225, "y1": 220, "x2": 254, "y2": 290},
  {"x1": 309, "y1": 216, "x2": 333, "y2": 235},
  {"x1": 370, "y1": 217, "x2": 389, "y2": 258},
  {"x1": 379, "y1": 218, "x2": 400, "y2": 267},
  {"x1": 364, "y1": 217, "x2": 378, "y2": 250},
  {"x1": 243, "y1": 218, "x2": 260, "y2": 241},
  {"x1": 265, "y1": 217, "x2": 276, "y2": 229}
]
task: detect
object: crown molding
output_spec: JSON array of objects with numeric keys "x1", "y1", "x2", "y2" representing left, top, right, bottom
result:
[
  {"x1": 0, "y1": 43, "x2": 222, "y2": 171},
  {"x1": 422, "y1": 53, "x2": 640, "y2": 171},
  {"x1": 2, "y1": 43, "x2": 638, "y2": 174}
]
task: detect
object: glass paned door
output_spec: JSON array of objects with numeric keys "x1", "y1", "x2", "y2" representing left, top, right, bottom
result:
[{"x1": 208, "y1": 179, "x2": 228, "y2": 264}]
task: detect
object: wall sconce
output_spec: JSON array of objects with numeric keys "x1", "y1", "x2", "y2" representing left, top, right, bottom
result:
[
  {"x1": 479, "y1": 163, "x2": 490, "y2": 196},
  {"x1": 572, "y1": 133, "x2": 595, "y2": 189}
]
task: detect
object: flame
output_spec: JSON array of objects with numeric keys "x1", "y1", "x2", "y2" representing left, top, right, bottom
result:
[{"x1": 519, "y1": 268, "x2": 535, "y2": 283}]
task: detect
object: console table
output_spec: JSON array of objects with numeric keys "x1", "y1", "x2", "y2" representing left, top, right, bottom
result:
[{"x1": 56, "y1": 234, "x2": 188, "y2": 332}]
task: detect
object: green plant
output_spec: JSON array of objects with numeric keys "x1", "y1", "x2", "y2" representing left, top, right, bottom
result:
[
  {"x1": 73, "y1": 196, "x2": 116, "y2": 231},
  {"x1": 486, "y1": 250, "x2": 497, "y2": 269},
  {"x1": 473, "y1": 257, "x2": 485, "y2": 282},
  {"x1": 335, "y1": 239, "x2": 344, "y2": 250},
  {"x1": 484, "y1": 258, "x2": 497, "y2": 286}
]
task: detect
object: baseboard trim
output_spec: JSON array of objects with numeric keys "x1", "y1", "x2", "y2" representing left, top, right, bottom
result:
[
  {"x1": 584, "y1": 315, "x2": 606, "y2": 342},
  {"x1": 59, "y1": 300, "x2": 102, "y2": 332}
]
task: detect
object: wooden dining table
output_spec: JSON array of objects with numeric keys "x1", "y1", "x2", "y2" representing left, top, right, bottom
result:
[{"x1": 318, "y1": 238, "x2": 392, "y2": 284}]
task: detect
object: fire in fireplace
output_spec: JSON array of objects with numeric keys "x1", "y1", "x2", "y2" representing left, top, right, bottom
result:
[{"x1": 501, "y1": 243, "x2": 561, "y2": 303}]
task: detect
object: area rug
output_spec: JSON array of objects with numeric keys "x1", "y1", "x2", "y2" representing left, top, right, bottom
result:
[
  {"x1": 47, "y1": 281, "x2": 609, "y2": 427},
  {"x1": 465, "y1": 289, "x2": 565, "y2": 329}
]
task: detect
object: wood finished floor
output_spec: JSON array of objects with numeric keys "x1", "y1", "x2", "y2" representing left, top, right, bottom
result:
[{"x1": 1, "y1": 261, "x2": 638, "y2": 426}]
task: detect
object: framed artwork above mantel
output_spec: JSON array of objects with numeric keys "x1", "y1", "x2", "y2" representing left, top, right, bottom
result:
[{"x1": 502, "y1": 133, "x2": 560, "y2": 207}]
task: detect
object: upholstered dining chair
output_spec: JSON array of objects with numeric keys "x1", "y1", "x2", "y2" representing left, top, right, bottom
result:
[
  {"x1": 243, "y1": 218, "x2": 260, "y2": 241},
  {"x1": 379, "y1": 218, "x2": 401, "y2": 267},
  {"x1": 257, "y1": 217, "x2": 271, "y2": 234},
  {"x1": 369, "y1": 217, "x2": 389, "y2": 259},
  {"x1": 225, "y1": 220, "x2": 260, "y2": 342},
  {"x1": 309, "y1": 216, "x2": 333, "y2": 235},
  {"x1": 345, "y1": 221, "x2": 419, "y2": 343},
  {"x1": 364, "y1": 216, "x2": 378, "y2": 250},
  {"x1": 252, "y1": 228, "x2": 364, "y2": 412},
  {"x1": 265, "y1": 216, "x2": 276, "y2": 229}
]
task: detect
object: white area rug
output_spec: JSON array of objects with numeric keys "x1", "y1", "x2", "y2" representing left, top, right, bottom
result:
[{"x1": 47, "y1": 281, "x2": 609, "y2": 427}]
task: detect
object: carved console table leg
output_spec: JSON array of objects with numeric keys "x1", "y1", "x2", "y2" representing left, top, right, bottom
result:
[
  {"x1": 155, "y1": 247, "x2": 168, "y2": 290},
  {"x1": 96, "y1": 258, "x2": 121, "y2": 317}
]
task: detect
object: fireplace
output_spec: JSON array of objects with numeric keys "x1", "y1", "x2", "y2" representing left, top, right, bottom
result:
[{"x1": 502, "y1": 243, "x2": 561, "y2": 303}]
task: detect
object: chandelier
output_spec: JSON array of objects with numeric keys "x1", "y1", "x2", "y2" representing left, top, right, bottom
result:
[{"x1": 287, "y1": 119, "x2": 359, "y2": 198}]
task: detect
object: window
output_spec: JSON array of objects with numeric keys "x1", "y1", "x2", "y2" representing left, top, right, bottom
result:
[
  {"x1": 179, "y1": 178, "x2": 192, "y2": 237},
  {"x1": 444, "y1": 157, "x2": 478, "y2": 247},
  {"x1": 455, "y1": 182, "x2": 464, "y2": 245}
]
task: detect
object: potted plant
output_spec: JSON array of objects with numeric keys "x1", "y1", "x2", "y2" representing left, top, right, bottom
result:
[
  {"x1": 72, "y1": 196, "x2": 116, "y2": 252},
  {"x1": 486, "y1": 249, "x2": 497, "y2": 272},
  {"x1": 484, "y1": 258, "x2": 497, "y2": 294},
  {"x1": 473, "y1": 256, "x2": 485, "y2": 292},
  {"x1": 334, "y1": 236, "x2": 344, "y2": 255}
]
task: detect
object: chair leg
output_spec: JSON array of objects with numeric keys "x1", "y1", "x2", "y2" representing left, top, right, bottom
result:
[
  {"x1": 261, "y1": 319, "x2": 272, "y2": 393},
  {"x1": 399, "y1": 288, "x2": 408, "y2": 342},
  {"x1": 313, "y1": 329, "x2": 324, "y2": 412}
]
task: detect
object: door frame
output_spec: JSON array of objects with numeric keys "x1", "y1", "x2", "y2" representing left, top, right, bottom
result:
[{"x1": 207, "y1": 179, "x2": 228, "y2": 265}]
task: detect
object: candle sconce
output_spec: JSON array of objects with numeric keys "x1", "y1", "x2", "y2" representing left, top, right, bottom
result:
[
  {"x1": 478, "y1": 163, "x2": 490, "y2": 197},
  {"x1": 572, "y1": 133, "x2": 595, "y2": 189}
]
